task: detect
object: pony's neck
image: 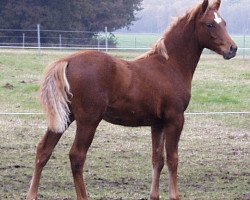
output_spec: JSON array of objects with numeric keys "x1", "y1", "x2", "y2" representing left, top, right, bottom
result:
[{"x1": 164, "y1": 16, "x2": 203, "y2": 77}]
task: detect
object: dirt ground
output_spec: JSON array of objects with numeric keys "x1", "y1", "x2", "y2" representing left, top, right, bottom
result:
[{"x1": 0, "y1": 114, "x2": 249, "y2": 200}]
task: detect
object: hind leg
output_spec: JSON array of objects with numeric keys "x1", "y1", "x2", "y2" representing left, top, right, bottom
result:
[
  {"x1": 27, "y1": 114, "x2": 74, "y2": 199},
  {"x1": 69, "y1": 120, "x2": 100, "y2": 200},
  {"x1": 27, "y1": 129, "x2": 63, "y2": 200}
]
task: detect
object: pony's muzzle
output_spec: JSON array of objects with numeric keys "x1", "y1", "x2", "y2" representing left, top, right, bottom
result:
[{"x1": 223, "y1": 44, "x2": 237, "y2": 60}]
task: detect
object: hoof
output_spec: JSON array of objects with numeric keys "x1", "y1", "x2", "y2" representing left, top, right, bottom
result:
[
  {"x1": 150, "y1": 195, "x2": 160, "y2": 200},
  {"x1": 26, "y1": 194, "x2": 37, "y2": 200}
]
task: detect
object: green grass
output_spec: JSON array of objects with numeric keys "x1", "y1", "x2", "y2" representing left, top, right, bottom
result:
[
  {"x1": 115, "y1": 33, "x2": 160, "y2": 48},
  {"x1": 114, "y1": 33, "x2": 250, "y2": 48},
  {"x1": 0, "y1": 50, "x2": 67, "y2": 113},
  {"x1": 0, "y1": 49, "x2": 249, "y2": 200},
  {"x1": 188, "y1": 56, "x2": 250, "y2": 113},
  {"x1": 114, "y1": 33, "x2": 250, "y2": 56}
]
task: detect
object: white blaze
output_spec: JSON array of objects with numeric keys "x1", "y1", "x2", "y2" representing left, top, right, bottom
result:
[{"x1": 214, "y1": 12, "x2": 222, "y2": 24}]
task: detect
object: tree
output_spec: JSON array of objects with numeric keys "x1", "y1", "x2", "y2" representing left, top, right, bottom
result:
[{"x1": 0, "y1": 0, "x2": 142, "y2": 46}]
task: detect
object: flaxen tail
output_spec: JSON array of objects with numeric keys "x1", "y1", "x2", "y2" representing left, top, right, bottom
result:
[{"x1": 40, "y1": 60, "x2": 72, "y2": 133}]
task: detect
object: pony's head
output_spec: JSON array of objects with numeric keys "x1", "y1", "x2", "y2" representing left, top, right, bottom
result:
[{"x1": 195, "y1": 0, "x2": 237, "y2": 59}]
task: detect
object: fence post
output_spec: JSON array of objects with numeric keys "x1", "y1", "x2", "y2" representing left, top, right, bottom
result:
[
  {"x1": 97, "y1": 36, "x2": 100, "y2": 51},
  {"x1": 37, "y1": 24, "x2": 41, "y2": 53},
  {"x1": 59, "y1": 34, "x2": 62, "y2": 50},
  {"x1": 105, "y1": 26, "x2": 108, "y2": 52},
  {"x1": 22, "y1": 33, "x2": 25, "y2": 48},
  {"x1": 243, "y1": 31, "x2": 246, "y2": 60}
]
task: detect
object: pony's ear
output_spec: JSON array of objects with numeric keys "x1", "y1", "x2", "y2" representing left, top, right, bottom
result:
[
  {"x1": 211, "y1": 0, "x2": 221, "y2": 10},
  {"x1": 201, "y1": 0, "x2": 209, "y2": 15}
]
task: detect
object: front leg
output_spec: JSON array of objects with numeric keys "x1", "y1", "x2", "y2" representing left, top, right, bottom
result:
[
  {"x1": 164, "y1": 114, "x2": 184, "y2": 200},
  {"x1": 150, "y1": 124, "x2": 165, "y2": 200}
]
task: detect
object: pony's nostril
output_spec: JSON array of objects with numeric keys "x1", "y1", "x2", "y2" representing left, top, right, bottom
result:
[{"x1": 230, "y1": 45, "x2": 237, "y2": 53}]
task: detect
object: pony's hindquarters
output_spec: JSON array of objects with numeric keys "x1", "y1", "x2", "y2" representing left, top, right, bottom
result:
[{"x1": 40, "y1": 60, "x2": 72, "y2": 133}]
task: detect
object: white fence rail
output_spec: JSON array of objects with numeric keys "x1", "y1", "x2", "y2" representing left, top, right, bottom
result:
[
  {"x1": 0, "y1": 26, "x2": 249, "y2": 58},
  {"x1": 0, "y1": 112, "x2": 249, "y2": 116}
]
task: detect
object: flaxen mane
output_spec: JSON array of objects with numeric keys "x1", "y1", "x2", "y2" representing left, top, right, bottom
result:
[
  {"x1": 136, "y1": 37, "x2": 169, "y2": 60},
  {"x1": 136, "y1": 4, "x2": 201, "y2": 61}
]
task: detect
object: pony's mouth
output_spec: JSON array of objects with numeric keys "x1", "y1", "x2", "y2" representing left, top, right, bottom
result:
[
  {"x1": 223, "y1": 51, "x2": 236, "y2": 60},
  {"x1": 223, "y1": 45, "x2": 237, "y2": 60}
]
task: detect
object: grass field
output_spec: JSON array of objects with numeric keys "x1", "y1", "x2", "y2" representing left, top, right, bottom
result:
[
  {"x1": 114, "y1": 33, "x2": 250, "y2": 48},
  {"x1": 0, "y1": 49, "x2": 249, "y2": 200},
  {"x1": 114, "y1": 33, "x2": 250, "y2": 57}
]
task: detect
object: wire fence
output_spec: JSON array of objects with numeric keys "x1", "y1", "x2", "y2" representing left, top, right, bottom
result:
[
  {"x1": 0, "y1": 26, "x2": 249, "y2": 59},
  {"x1": 0, "y1": 112, "x2": 250, "y2": 116},
  {"x1": 0, "y1": 26, "x2": 109, "y2": 50}
]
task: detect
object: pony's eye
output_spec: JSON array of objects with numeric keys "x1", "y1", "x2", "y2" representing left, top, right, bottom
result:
[{"x1": 207, "y1": 23, "x2": 214, "y2": 28}]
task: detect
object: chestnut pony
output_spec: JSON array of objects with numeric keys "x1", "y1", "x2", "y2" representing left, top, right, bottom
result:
[{"x1": 27, "y1": 0, "x2": 237, "y2": 199}]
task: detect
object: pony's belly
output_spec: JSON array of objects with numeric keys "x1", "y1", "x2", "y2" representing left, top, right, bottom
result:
[{"x1": 103, "y1": 106, "x2": 156, "y2": 127}]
